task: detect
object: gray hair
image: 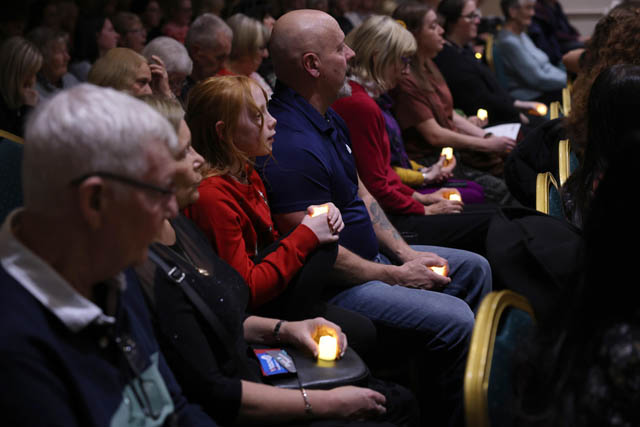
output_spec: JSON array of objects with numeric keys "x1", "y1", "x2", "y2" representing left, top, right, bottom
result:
[
  {"x1": 142, "y1": 36, "x2": 193, "y2": 75},
  {"x1": 22, "y1": 83, "x2": 178, "y2": 213},
  {"x1": 185, "y1": 13, "x2": 232, "y2": 53}
]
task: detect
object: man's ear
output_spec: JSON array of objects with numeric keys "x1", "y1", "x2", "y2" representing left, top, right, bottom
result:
[
  {"x1": 302, "y1": 52, "x2": 321, "y2": 78},
  {"x1": 190, "y1": 44, "x2": 202, "y2": 61},
  {"x1": 76, "y1": 177, "x2": 106, "y2": 230}
]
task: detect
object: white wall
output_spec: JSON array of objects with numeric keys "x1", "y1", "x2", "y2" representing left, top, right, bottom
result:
[{"x1": 479, "y1": 0, "x2": 613, "y2": 37}]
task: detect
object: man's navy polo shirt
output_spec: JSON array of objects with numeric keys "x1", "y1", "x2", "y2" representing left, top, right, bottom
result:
[{"x1": 256, "y1": 82, "x2": 379, "y2": 261}]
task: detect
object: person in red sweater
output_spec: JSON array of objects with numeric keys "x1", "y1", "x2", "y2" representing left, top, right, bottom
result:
[
  {"x1": 183, "y1": 75, "x2": 344, "y2": 315},
  {"x1": 332, "y1": 15, "x2": 497, "y2": 255}
]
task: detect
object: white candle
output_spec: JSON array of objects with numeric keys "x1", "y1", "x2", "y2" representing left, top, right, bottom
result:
[
  {"x1": 318, "y1": 335, "x2": 338, "y2": 361},
  {"x1": 441, "y1": 147, "x2": 453, "y2": 160},
  {"x1": 429, "y1": 266, "x2": 447, "y2": 276},
  {"x1": 476, "y1": 108, "x2": 488, "y2": 121},
  {"x1": 536, "y1": 104, "x2": 548, "y2": 116},
  {"x1": 310, "y1": 204, "x2": 329, "y2": 217}
]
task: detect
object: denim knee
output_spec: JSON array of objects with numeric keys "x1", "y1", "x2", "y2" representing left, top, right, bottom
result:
[{"x1": 433, "y1": 300, "x2": 475, "y2": 352}]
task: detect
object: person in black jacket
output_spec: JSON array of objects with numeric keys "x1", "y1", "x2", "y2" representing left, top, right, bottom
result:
[
  {"x1": 135, "y1": 94, "x2": 420, "y2": 427},
  {"x1": 435, "y1": 0, "x2": 547, "y2": 126}
]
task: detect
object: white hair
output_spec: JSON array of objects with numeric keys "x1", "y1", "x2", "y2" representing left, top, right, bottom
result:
[
  {"x1": 143, "y1": 36, "x2": 193, "y2": 76},
  {"x1": 23, "y1": 83, "x2": 178, "y2": 213},
  {"x1": 185, "y1": 13, "x2": 232, "y2": 53}
]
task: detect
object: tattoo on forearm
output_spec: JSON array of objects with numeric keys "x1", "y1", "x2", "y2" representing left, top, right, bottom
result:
[{"x1": 370, "y1": 201, "x2": 402, "y2": 240}]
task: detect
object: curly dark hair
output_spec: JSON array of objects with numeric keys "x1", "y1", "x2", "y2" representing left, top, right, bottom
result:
[{"x1": 567, "y1": 2, "x2": 640, "y2": 156}]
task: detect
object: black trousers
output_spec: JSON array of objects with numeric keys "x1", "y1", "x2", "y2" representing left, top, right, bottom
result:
[
  {"x1": 252, "y1": 242, "x2": 377, "y2": 357},
  {"x1": 388, "y1": 203, "x2": 499, "y2": 257}
]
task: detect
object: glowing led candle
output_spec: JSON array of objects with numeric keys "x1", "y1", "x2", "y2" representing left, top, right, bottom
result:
[
  {"x1": 318, "y1": 335, "x2": 338, "y2": 361},
  {"x1": 476, "y1": 108, "x2": 488, "y2": 122},
  {"x1": 429, "y1": 266, "x2": 447, "y2": 276},
  {"x1": 441, "y1": 147, "x2": 453, "y2": 160},
  {"x1": 474, "y1": 52, "x2": 482, "y2": 60},
  {"x1": 536, "y1": 103, "x2": 548, "y2": 116},
  {"x1": 448, "y1": 193, "x2": 461, "y2": 202},
  {"x1": 310, "y1": 204, "x2": 329, "y2": 217}
]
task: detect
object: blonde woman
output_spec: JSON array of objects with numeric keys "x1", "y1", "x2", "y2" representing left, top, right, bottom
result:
[
  {"x1": 332, "y1": 15, "x2": 492, "y2": 255},
  {"x1": 0, "y1": 36, "x2": 42, "y2": 137},
  {"x1": 88, "y1": 47, "x2": 172, "y2": 98},
  {"x1": 224, "y1": 13, "x2": 273, "y2": 97}
]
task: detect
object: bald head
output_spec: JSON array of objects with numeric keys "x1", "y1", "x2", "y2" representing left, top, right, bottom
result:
[
  {"x1": 270, "y1": 9, "x2": 340, "y2": 84},
  {"x1": 270, "y1": 9, "x2": 354, "y2": 111}
]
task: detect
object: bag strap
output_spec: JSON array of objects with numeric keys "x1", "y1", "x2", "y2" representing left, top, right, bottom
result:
[{"x1": 147, "y1": 248, "x2": 240, "y2": 364}]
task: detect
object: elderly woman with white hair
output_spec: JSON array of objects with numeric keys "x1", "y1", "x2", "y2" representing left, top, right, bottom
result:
[
  {"x1": 495, "y1": 0, "x2": 567, "y2": 103},
  {"x1": 332, "y1": 14, "x2": 493, "y2": 256},
  {"x1": 223, "y1": 13, "x2": 273, "y2": 97},
  {"x1": 26, "y1": 26, "x2": 80, "y2": 102},
  {"x1": 143, "y1": 36, "x2": 193, "y2": 98}
]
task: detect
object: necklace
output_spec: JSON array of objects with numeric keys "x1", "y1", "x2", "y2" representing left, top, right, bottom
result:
[{"x1": 170, "y1": 234, "x2": 210, "y2": 277}]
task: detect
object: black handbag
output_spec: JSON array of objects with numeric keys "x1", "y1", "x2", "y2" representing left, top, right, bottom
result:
[{"x1": 147, "y1": 249, "x2": 369, "y2": 390}]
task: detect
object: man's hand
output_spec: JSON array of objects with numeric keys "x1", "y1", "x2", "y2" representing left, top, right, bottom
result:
[{"x1": 393, "y1": 257, "x2": 451, "y2": 291}]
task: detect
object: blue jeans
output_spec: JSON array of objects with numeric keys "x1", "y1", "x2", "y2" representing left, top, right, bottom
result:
[{"x1": 328, "y1": 245, "x2": 492, "y2": 427}]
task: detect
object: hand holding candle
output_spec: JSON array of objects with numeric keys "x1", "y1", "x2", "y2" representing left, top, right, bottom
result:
[
  {"x1": 318, "y1": 335, "x2": 338, "y2": 361},
  {"x1": 310, "y1": 204, "x2": 329, "y2": 217},
  {"x1": 429, "y1": 265, "x2": 448, "y2": 276},
  {"x1": 527, "y1": 102, "x2": 548, "y2": 117},
  {"x1": 441, "y1": 147, "x2": 454, "y2": 166},
  {"x1": 303, "y1": 203, "x2": 344, "y2": 241}
]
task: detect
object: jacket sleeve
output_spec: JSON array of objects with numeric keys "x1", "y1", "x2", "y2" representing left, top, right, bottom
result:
[
  {"x1": 333, "y1": 94, "x2": 425, "y2": 215},
  {"x1": 499, "y1": 33, "x2": 566, "y2": 92},
  {"x1": 185, "y1": 185, "x2": 319, "y2": 308}
]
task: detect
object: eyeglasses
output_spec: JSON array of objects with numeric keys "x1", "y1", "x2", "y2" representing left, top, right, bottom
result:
[
  {"x1": 69, "y1": 171, "x2": 174, "y2": 197},
  {"x1": 461, "y1": 10, "x2": 482, "y2": 21}
]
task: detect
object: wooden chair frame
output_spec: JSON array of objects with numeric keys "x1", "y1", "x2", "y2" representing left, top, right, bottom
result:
[
  {"x1": 0, "y1": 129, "x2": 24, "y2": 144},
  {"x1": 464, "y1": 290, "x2": 535, "y2": 427},
  {"x1": 535, "y1": 172, "x2": 559, "y2": 214},
  {"x1": 558, "y1": 139, "x2": 571, "y2": 186}
]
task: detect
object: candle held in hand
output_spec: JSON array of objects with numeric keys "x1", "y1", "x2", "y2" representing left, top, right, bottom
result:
[
  {"x1": 536, "y1": 103, "x2": 548, "y2": 116},
  {"x1": 448, "y1": 193, "x2": 461, "y2": 202},
  {"x1": 310, "y1": 204, "x2": 329, "y2": 217},
  {"x1": 429, "y1": 266, "x2": 447, "y2": 276},
  {"x1": 318, "y1": 335, "x2": 338, "y2": 361},
  {"x1": 441, "y1": 147, "x2": 453, "y2": 166},
  {"x1": 476, "y1": 108, "x2": 488, "y2": 122}
]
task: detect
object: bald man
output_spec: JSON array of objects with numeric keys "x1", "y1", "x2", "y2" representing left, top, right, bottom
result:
[{"x1": 257, "y1": 10, "x2": 492, "y2": 427}]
